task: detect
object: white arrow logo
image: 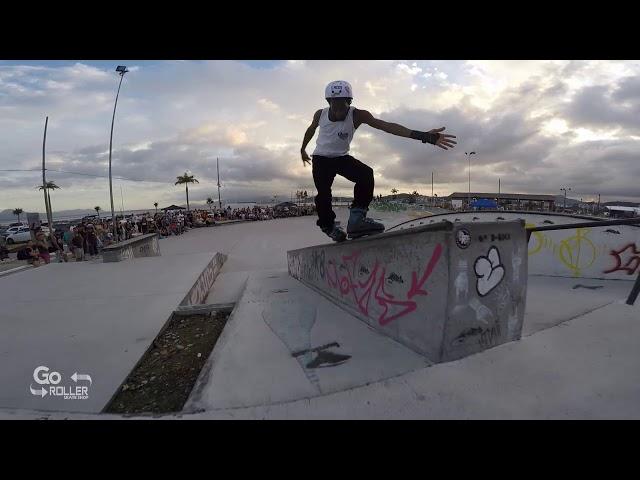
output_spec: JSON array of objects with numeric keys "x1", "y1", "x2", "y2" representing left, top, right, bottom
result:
[
  {"x1": 30, "y1": 384, "x2": 48, "y2": 398},
  {"x1": 71, "y1": 373, "x2": 92, "y2": 385}
]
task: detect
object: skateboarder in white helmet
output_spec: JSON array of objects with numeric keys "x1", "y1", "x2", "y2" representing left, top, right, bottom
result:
[{"x1": 301, "y1": 80, "x2": 457, "y2": 242}]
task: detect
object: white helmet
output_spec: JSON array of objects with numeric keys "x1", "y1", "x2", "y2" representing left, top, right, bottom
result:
[{"x1": 325, "y1": 80, "x2": 353, "y2": 99}]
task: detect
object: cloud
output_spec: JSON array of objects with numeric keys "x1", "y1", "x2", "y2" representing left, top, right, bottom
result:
[
  {"x1": 1, "y1": 60, "x2": 640, "y2": 213},
  {"x1": 257, "y1": 98, "x2": 280, "y2": 112}
]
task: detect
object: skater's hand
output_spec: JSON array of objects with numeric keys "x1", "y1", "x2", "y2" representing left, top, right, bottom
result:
[
  {"x1": 428, "y1": 127, "x2": 457, "y2": 150},
  {"x1": 301, "y1": 150, "x2": 312, "y2": 167}
]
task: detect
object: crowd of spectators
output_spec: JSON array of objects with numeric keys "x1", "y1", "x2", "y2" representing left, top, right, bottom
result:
[{"x1": 8, "y1": 203, "x2": 316, "y2": 267}]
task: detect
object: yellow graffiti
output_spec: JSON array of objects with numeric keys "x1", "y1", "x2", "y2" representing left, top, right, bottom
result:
[
  {"x1": 526, "y1": 223, "x2": 545, "y2": 256},
  {"x1": 557, "y1": 228, "x2": 597, "y2": 277}
]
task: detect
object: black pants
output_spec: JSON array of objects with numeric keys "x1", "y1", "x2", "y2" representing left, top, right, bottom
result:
[{"x1": 312, "y1": 155, "x2": 374, "y2": 230}]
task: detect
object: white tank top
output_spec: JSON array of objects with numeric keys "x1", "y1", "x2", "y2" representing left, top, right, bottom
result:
[{"x1": 312, "y1": 107, "x2": 356, "y2": 157}]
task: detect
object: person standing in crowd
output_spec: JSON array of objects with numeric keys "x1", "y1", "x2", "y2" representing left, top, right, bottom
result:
[
  {"x1": 50, "y1": 229, "x2": 67, "y2": 262},
  {"x1": 85, "y1": 225, "x2": 99, "y2": 258},
  {"x1": 33, "y1": 230, "x2": 51, "y2": 264},
  {"x1": 71, "y1": 229, "x2": 85, "y2": 261},
  {"x1": 0, "y1": 233, "x2": 9, "y2": 261},
  {"x1": 63, "y1": 227, "x2": 74, "y2": 257}
]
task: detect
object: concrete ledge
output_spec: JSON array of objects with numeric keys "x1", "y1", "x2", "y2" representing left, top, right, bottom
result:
[
  {"x1": 288, "y1": 220, "x2": 528, "y2": 363},
  {"x1": 173, "y1": 303, "x2": 235, "y2": 316},
  {"x1": 214, "y1": 219, "x2": 250, "y2": 226},
  {"x1": 102, "y1": 233, "x2": 160, "y2": 262},
  {"x1": 0, "y1": 265, "x2": 32, "y2": 278},
  {"x1": 180, "y1": 252, "x2": 227, "y2": 306}
]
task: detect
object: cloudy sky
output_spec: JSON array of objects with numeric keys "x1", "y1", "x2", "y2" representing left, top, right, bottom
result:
[{"x1": 1, "y1": 59, "x2": 639, "y2": 213}]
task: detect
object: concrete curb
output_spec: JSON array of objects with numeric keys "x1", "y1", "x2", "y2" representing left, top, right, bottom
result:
[
  {"x1": 0, "y1": 265, "x2": 32, "y2": 278},
  {"x1": 173, "y1": 303, "x2": 235, "y2": 316}
]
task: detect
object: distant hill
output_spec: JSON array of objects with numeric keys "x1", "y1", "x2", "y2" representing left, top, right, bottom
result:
[{"x1": 0, "y1": 208, "x2": 99, "y2": 222}]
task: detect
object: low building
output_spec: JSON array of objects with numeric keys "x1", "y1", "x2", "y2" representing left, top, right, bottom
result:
[
  {"x1": 605, "y1": 205, "x2": 640, "y2": 218},
  {"x1": 448, "y1": 192, "x2": 556, "y2": 211}
]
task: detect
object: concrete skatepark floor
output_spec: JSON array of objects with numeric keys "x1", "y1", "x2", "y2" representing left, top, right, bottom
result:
[{"x1": 1, "y1": 208, "x2": 638, "y2": 419}]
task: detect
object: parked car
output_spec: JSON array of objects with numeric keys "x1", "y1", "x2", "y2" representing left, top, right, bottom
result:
[
  {"x1": 2, "y1": 225, "x2": 27, "y2": 237},
  {"x1": 4, "y1": 226, "x2": 32, "y2": 244}
]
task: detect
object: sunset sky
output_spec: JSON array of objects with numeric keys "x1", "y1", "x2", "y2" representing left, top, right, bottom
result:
[{"x1": 1, "y1": 60, "x2": 639, "y2": 213}]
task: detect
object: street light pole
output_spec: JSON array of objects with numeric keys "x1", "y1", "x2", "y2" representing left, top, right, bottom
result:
[
  {"x1": 560, "y1": 187, "x2": 571, "y2": 210},
  {"x1": 42, "y1": 116, "x2": 53, "y2": 231},
  {"x1": 217, "y1": 158, "x2": 222, "y2": 209},
  {"x1": 465, "y1": 152, "x2": 476, "y2": 209},
  {"x1": 109, "y1": 65, "x2": 129, "y2": 242},
  {"x1": 431, "y1": 171, "x2": 434, "y2": 205}
]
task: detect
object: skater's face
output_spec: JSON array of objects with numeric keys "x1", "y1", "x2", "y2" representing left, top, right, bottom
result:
[{"x1": 328, "y1": 98, "x2": 351, "y2": 119}]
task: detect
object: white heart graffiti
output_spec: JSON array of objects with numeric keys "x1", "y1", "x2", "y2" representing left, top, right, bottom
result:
[{"x1": 474, "y1": 246, "x2": 505, "y2": 297}]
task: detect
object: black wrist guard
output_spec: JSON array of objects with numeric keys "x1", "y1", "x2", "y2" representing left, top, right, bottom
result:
[{"x1": 410, "y1": 130, "x2": 439, "y2": 145}]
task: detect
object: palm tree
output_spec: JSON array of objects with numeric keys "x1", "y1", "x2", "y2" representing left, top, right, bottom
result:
[
  {"x1": 37, "y1": 181, "x2": 61, "y2": 218},
  {"x1": 206, "y1": 197, "x2": 214, "y2": 211},
  {"x1": 94, "y1": 206, "x2": 101, "y2": 218},
  {"x1": 153, "y1": 202, "x2": 158, "y2": 214},
  {"x1": 174, "y1": 172, "x2": 199, "y2": 211},
  {"x1": 13, "y1": 208, "x2": 23, "y2": 222},
  {"x1": 391, "y1": 188, "x2": 398, "y2": 200}
]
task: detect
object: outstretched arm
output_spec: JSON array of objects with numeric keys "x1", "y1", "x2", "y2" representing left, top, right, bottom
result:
[
  {"x1": 301, "y1": 110, "x2": 322, "y2": 166},
  {"x1": 356, "y1": 109, "x2": 457, "y2": 150}
]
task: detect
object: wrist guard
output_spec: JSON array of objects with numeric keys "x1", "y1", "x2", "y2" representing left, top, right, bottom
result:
[{"x1": 410, "y1": 130, "x2": 439, "y2": 145}]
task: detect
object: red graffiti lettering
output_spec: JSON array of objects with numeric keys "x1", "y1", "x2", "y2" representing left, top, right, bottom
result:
[
  {"x1": 603, "y1": 243, "x2": 640, "y2": 275},
  {"x1": 324, "y1": 244, "x2": 443, "y2": 326},
  {"x1": 374, "y1": 270, "x2": 418, "y2": 326},
  {"x1": 326, "y1": 259, "x2": 338, "y2": 288},
  {"x1": 407, "y1": 243, "x2": 443, "y2": 299}
]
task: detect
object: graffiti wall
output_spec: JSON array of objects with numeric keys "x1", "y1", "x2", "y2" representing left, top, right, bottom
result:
[
  {"x1": 287, "y1": 220, "x2": 528, "y2": 363},
  {"x1": 102, "y1": 234, "x2": 161, "y2": 263},
  {"x1": 443, "y1": 221, "x2": 528, "y2": 362},
  {"x1": 395, "y1": 212, "x2": 640, "y2": 281},
  {"x1": 181, "y1": 253, "x2": 227, "y2": 306}
]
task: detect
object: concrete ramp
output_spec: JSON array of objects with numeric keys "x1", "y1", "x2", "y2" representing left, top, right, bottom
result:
[{"x1": 287, "y1": 220, "x2": 528, "y2": 363}]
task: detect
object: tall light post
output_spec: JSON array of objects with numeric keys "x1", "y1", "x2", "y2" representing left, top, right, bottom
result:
[
  {"x1": 431, "y1": 171, "x2": 434, "y2": 206},
  {"x1": 217, "y1": 158, "x2": 222, "y2": 209},
  {"x1": 42, "y1": 116, "x2": 53, "y2": 230},
  {"x1": 109, "y1": 65, "x2": 129, "y2": 242},
  {"x1": 560, "y1": 187, "x2": 571, "y2": 210},
  {"x1": 465, "y1": 151, "x2": 476, "y2": 209}
]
